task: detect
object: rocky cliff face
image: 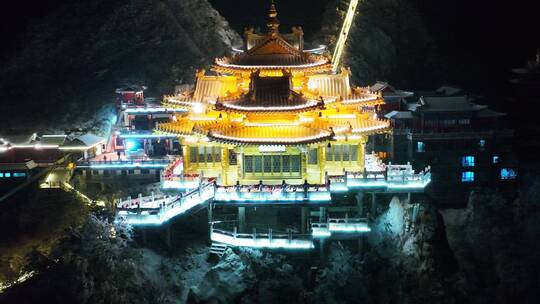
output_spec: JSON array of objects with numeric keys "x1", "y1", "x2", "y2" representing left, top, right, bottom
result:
[
  {"x1": 441, "y1": 186, "x2": 540, "y2": 303},
  {"x1": 0, "y1": 0, "x2": 241, "y2": 132},
  {"x1": 316, "y1": 0, "x2": 444, "y2": 88}
]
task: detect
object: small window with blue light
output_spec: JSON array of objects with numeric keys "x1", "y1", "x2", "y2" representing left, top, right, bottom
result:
[
  {"x1": 462, "y1": 156, "x2": 475, "y2": 167},
  {"x1": 4, "y1": 173, "x2": 11, "y2": 178},
  {"x1": 461, "y1": 171, "x2": 474, "y2": 182},
  {"x1": 478, "y1": 139, "x2": 486, "y2": 150},
  {"x1": 416, "y1": 141, "x2": 425, "y2": 152},
  {"x1": 13, "y1": 173, "x2": 26, "y2": 178},
  {"x1": 0, "y1": 173, "x2": 4, "y2": 178},
  {"x1": 492, "y1": 156, "x2": 499, "y2": 164},
  {"x1": 500, "y1": 168, "x2": 517, "y2": 180}
]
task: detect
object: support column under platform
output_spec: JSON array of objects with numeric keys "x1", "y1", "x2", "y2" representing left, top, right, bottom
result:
[
  {"x1": 238, "y1": 206, "x2": 246, "y2": 233},
  {"x1": 301, "y1": 207, "x2": 309, "y2": 234}
]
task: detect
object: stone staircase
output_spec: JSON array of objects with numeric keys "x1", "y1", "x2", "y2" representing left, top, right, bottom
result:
[{"x1": 209, "y1": 242, "x2": 228, "y2": 257}]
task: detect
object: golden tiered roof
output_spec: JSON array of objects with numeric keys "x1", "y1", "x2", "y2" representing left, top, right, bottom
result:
[
  {"x1": 213, "y1": 3, "x2": 332, "y2": 74},
  {"x1": 155, "y1": 3, "x2": 390, "y2": 146}
]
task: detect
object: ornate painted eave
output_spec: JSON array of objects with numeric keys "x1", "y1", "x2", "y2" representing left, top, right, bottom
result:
[
  {"x1": 207, "y1": 125, "x2": 334, "y2": 145},
  {"x1": 215, "y1": 99, "x2": 324, "y2": 114}
]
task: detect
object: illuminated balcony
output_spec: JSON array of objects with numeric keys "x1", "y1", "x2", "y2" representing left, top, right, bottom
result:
[
  {"x1": 312, "y1": 218, "x2": 370, "y2": 238},
  {"x1": 211, "y1": 227, "x2": 314, "y2": 250},
  {"x1": 122, "y1": 105, "x2": 188, "y2": 115},
  {"x1": 213, "y1": 184, "x2": 331, "y2": 204},
  {"x1": 329, "y1": 164, "x2": 431, "y2": 192},
  {"x1": 76, "y1": 159, "x2": 170, "y2": 169},
  {"x1": 115, "y1": 183, "x2": 215, "y2": 225},
  {"x1": 118, "y1": 130, "x2": 178, "y2": 139}
]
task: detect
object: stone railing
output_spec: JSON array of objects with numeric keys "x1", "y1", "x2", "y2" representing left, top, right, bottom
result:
[
  {"x1": 214, "y1": 183, "x2": 331, "y2": 203},
  {"x1": 211, "y1": 226, "x2": 314, "y2": 249},
  {"x1": 115, "y1": 182, "x2": 215, "y2": 225}
]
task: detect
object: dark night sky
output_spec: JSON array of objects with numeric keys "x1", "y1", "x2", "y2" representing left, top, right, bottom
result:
[{"x1": 1, "y1": 0, "x2": 539, "y2": 94}]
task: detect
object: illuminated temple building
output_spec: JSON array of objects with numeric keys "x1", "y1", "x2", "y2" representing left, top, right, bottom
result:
[
  {"x1": 113, "y1": 4, "x2": 431, "y2": 249},
  {"x1": 157, "y1": 4, "x2": 392, "y2": 188}
]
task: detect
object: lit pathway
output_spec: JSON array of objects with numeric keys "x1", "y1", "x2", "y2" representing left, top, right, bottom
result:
[{"x1": 115, "y1": 182, "x2": 215, "y2": 225}]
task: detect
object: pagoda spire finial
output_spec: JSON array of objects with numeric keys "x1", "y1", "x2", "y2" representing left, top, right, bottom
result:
[{"x1": 267, "y1": 1, "x2": 280, "y2": 36}]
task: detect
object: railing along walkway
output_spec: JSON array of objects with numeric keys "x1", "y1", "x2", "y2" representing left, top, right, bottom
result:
[
  {"x1": 115, "y1": 182, "x2": 215, "y2": 225},
  {"x1": 211, "y1": 226, "x2": 314, "y2": 249}
]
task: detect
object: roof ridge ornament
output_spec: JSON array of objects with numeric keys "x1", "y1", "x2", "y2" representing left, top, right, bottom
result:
[{"x1": 267, "y1": 1, "x2": 280, "y2": 36}]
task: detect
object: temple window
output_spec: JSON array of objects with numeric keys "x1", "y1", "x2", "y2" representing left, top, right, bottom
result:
[
  {"x1": 291, "y1": 155, "x2": 301, "y2": 172},
  {"x1": 198, "y1": 146, "x2": 205, "y2": 163},
  {"x1": 333, "y1": 145, "x2": 341, "y2": 162},
  {"x1": 282, "y1": 155, "x2": 290, "y2": 172},
  {"x1": 500, "y1": 168, "x2": 517, "y2": 180},
  {"x1": 254, "y1": 156, "x2": 263, "y2": 172},
  {"x1": 243, "y1": 154, "x2": 301, "y2": 175},
  {"x1": 326, "y1": 145, "x2": 333, "y2": 161},
  {"x1": 264, "y1": 156, "x2": 272, "y2": 172},
  {"x1": 416, "y1": 142, "x2": 425, "y2": 152},
  {"x1": 342, "y1": 145, "x2": 350, "y2": 161},
  {"x1": 214, "y1": 147, "x2": 222, "y2": 162},
  {"x1": 189, "y1": 147, "x2": 198, "y2": 162},
  {"x1": 440, "y1": 119, "x2": 456, "y2": 128},
  {"x1": 308, "y1": 148, "x2": 318, "y2": 164},
  {"x1": 190, "y1": 146, "x2": 222, "y2": 164},
  {"x1": 462, "y1": 156, "x2": 475, "y2": 167},
  {"x1": 228, "y1": 150, "x2": 237, "y2": 165},
  {"x1": 461, "y1": 171, "x2": 474, "y2": 182},
  {"x1": 492, "y1": 156, "x2": 499, "y2": 164},
  {"x1": 272, "y1": 155, "x2": 281, "y2": 171},
  {"x1": 351, "y1": 145, "x2": 358, "y2": 161},
  {"x1": 244, "y1": 156, "x2": 254, "y2": 172},
  {"x1": 325, "y1": 144, "x2": 358, "y2": 163}
]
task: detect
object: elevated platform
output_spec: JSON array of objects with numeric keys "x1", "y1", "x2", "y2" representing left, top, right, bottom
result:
[
  {"x1": 312, "y1": 218, "x2": 370, "y2": 238},
  {"x1": 213, "y1": 184, "x2": 331, "y2": 205},
  {"x1": 118, "y1": 131, "x2": 178, "y2": 139},
  {"x1": 76, "y1": 159, "x2": 170, "y2": 169},
  {"x1": 115, "y1": 182, "x2": 214, "y2": 225},
  {"x1": 211, "y1": 228, "x2": 314, "y2": 250},
  {"x1": 122, "y1": 106, "x2": 188, "y2": 115},
  {"x1": 329, "y1": 164, "x2": 431, "y2": 193}
]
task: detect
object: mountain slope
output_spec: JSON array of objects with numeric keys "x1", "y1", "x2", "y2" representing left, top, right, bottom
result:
[
  {"x1": 317, "y1": 0, "x2": 445, "y2": 88},
  {"x1": 0, "y1": 0, "x2": 241, "y2": 132}
]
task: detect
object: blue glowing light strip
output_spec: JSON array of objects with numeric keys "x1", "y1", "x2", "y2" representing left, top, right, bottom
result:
[
  {"x1": 116, "y1": 187, "x2": 214, "y2": 225},
  {"x1": 211, "y1": 232, "x2": 314, "y2": 249},
  {"x1": 124, "y1": 107, "x2": 188, "y2": 114},
  {"x1": 311, "y1": 229, "x2": 332, "y2": 238},
  {"x1": 213, "y1": 192, "x2": 331, "y2": 203},
  {"x1": 78, "y1": 163, "x2": 168, "y2": 169},
  {"x1": 119, "y1": 133, "x2": 178, "y2": 139},
  {"x1": 161, "y1": 180, "x2": 200, "y2": 189},
  {"x1": 328, "y1": 223, "x2": 371, "y2": 232}
]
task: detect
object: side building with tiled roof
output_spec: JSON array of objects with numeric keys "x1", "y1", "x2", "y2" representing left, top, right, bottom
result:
[{"x1": 385, "y1": 93, "x2": 517, "y2": 206}]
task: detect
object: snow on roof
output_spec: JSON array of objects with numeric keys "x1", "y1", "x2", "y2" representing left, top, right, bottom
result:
[
  {"x1": 435, "y1": 85, "x2": 463, "y2": 96},
  {"x1": 413, "y1": 96, "x2": 485, "y2": 112},
  {"x1": 0, "y1": 134, "x2": 37, "y2": 146},
  {"x1": 40, "y1": 135, "x2": 67, "y2": 146},
  {"x1": 371, "y1": 81, "x2": 413, "y2": 99},
  {"x1": 477, "y1": 108, "x2": 506, "y2": 118},
  {"x1": 116, "y1": 85, "x2": 146, "y2": 93},
  {"x1": 370, "y1": 81, "x2": 392, "y2": 93},
  {"x1": 65, "y1": 133, "x2": 105, "y2": 148},
  {"x1": 384, "y1": 111, "x2": 413, "y2": 119}
]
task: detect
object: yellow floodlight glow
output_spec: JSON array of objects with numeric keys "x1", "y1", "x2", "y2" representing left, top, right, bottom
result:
[
  {"x1": 193, "y1": 103, "x2": 205, "y2": 114},
  {"x1": 332, "y1": 0, "x2": 360, "y2": 72}
]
